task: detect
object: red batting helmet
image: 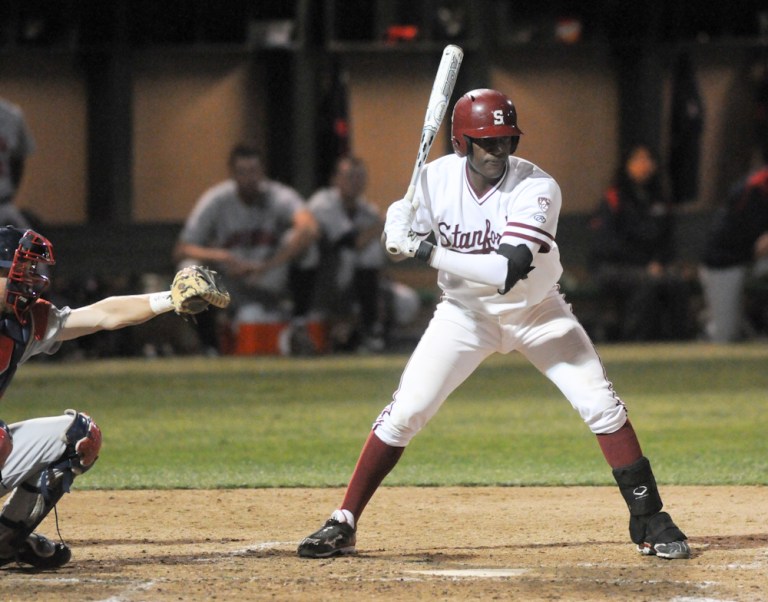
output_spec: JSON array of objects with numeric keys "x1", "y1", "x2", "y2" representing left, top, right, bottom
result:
[{"x1": 451, "y1": 89, "x2": 523, "y2": 157}]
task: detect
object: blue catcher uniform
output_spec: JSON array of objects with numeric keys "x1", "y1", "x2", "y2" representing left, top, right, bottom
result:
[{"x1": 0, "y1": 228, "x2": 101, "y2": 570}]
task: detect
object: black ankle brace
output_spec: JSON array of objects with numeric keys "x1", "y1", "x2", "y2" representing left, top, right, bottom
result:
[{"x1": 612, "y1": 456, "x2": 664, "y2": 544}]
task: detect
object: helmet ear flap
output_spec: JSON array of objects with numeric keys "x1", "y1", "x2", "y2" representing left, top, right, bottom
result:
[{"x1": 451, "y1": 134, "x2": 468, "y2": 157}]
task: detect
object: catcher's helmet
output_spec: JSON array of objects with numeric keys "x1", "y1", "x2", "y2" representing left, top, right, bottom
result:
[
  {"x1": 451, "y1": 89, "x2": 523, "y2": 157},
  {"x1": 0, "y1": 226, "x2": 55, "y2": 324}
]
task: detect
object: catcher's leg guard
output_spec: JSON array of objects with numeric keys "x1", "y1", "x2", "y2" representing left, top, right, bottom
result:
[
  {"x1": 612, "y1": 456, "x2": 686, "y2": 546},
  {"x1": 0, "y1": 411, "x2": 101, "y2": 556}
]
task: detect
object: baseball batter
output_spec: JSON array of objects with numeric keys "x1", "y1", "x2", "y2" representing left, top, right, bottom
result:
[
  {"x1": 0, "y1": 227, "x2": 228, "y2": 569},
  {"x1": 298, "y1": 89, "x2": 690, "y2": 560}
]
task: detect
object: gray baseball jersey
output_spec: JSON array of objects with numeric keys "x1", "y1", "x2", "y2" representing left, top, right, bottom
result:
[
  {"x1": 178, "y1": 178, "x2": 307, "y2": 307},
  {"x1": 307, "y1": 187, "x2": 384, "y2": 288}
]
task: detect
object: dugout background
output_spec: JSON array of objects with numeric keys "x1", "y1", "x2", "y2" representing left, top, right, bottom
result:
[{"x1": 0, "y1": 1, "x2": 765, "y2": 277}]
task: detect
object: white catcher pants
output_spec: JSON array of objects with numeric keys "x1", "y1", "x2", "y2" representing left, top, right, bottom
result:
[{"x1": 374, "y1": 288, "x2": 627, "y2": 447}]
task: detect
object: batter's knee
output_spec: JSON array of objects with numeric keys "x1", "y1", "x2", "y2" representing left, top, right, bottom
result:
[
  {"x1": 374, "y1": 404, "x2": 426, "y2": 447},
  {"x1": 584, "y1": 403, "x2": 627, "y2": 435},
  {"x1": 374, "y1": 420, "x2": 416, "y2": 447}
]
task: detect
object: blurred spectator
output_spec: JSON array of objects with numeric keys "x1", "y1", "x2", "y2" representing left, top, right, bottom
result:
[
  {"x1": 307, "y1": 156, "x2": 388, "y2": 352},
  {"x1": 588, "y1": 143, "x2": 693, "y2": 341},
  {"x1": 699, "y1": 165, "x2": 768, "y2": 342},
  {"x1": 173, "y1": 141, "x2": 318, "y2": 355},
  {"x1": 0, "y1": 97, "x2": 35, "y2": 229}
]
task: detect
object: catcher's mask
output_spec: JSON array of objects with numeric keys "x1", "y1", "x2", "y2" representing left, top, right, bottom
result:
[{"x1": 0, "y1": 226, "x2": 55, "y2": 324}]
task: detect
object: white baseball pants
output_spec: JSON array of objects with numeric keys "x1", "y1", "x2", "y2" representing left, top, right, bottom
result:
[{"x1": 374, "y1": 288, "x2": 627, "y2": 446}]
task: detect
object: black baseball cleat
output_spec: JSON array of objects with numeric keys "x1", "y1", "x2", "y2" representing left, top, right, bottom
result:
[
  {"x1": 635, "y1": 511, "x2": 691, "y2": 559},
  {"x1": 637, "y1": 540, "x2": 691, "y2": 559},
  {"x1": 0, "y1": 533, "x2": 72, "y2": 569},
  {"x1": 298, "y1": 516, "x2": 357, "y2": 558}
]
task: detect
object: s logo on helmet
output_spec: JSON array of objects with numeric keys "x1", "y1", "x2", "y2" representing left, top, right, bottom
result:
[{"x1": 492, "y1": 109, "x2": 505, "y2": 125}]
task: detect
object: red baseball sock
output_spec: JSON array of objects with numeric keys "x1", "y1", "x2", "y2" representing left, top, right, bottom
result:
[
  {"x1": 341, "y1": 430, "x2": 404, "y2": 523},
  {"x1": 597, "y1": 420, "x2": 643, "y2": 469}
]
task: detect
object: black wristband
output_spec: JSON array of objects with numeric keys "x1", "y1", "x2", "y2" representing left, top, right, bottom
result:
[{"x1": 414, "y1": 241, "x2": 435, "y2": 263}]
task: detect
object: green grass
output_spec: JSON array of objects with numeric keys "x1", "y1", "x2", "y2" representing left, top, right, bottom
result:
[{"x1": 4, "y1": 342, "x2": 767, "y2": 489}]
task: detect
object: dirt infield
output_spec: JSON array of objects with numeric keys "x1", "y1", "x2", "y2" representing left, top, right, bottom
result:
[{"x1": 0, "y1": 486, "x2": 765, "y2": 601}]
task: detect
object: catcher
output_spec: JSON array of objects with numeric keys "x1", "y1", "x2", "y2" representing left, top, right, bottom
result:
[{"x1": 0, "y1": 225, "x2": 229, "y2": 569}]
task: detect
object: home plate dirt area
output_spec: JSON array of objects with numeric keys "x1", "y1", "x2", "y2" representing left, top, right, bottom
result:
[{"x1": 1, "y1": 486, "x2": 765, "y2": 601}]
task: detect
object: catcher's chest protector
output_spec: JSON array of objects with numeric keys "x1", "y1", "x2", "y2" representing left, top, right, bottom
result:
[{"x1": 0, "y1": 321, "x2": 31, "y2": 399}]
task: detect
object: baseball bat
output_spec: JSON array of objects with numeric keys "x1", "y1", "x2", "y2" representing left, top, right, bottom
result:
[{"x1": 386, "y1": 44, "x2": 464, "y2": 254}]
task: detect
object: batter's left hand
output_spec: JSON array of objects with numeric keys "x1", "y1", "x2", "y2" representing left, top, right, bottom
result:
[
  {"x1": 393, "y1": 231, "x2": 435, "y2": 264},
  {"x1": 399, "y1": 231, "x2": 423, "y2": 257}
]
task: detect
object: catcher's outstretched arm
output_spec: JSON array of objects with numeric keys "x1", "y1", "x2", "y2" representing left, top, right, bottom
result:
[
  {"x1": 58, "y1": 266, "x2": 229, "y2": 341},
  {"x1": 58, "y1": 293, "x2": 171, "y2": 341}
]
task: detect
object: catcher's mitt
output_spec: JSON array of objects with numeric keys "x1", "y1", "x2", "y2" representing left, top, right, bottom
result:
[{"x1": 171, "y1": 265, "x2": 231, "y2": 315}]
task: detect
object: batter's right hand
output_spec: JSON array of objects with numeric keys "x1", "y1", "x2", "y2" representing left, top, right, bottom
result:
[
  {"x1": 384, "y1": 199, "x2": 417, "y2": 253},
  {"x1": 0, "y1": 420, "x2": 12, "y2": 469}
]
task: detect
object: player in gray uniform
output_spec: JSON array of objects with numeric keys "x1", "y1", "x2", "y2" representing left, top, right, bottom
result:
[
  {"x1": 0, "y1": 98, "x2": 35, "y2": 230},
  {"x1": 0, "y1": 226, "x2": 209, "y2": 569},
  {"x1": 298, "y1": 89, "x2": 690, "y2": 560},
  {"x1": 174, "y1": 142, "x2": 318, "y2": 326},
  {"x1": 307, "y1": 156, "x2": 387, "y2": 350}
]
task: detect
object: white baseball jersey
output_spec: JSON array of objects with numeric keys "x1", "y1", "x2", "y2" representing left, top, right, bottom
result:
[
  {"x1": 411, "y1": 154, "x2": 563, "y2": 315},
  {"x1": 0, "y1": 99, "x2": 35, "y2": 202},
  {"x1": 373, "y1": 153, "x2": 627, "y2": 448}
]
